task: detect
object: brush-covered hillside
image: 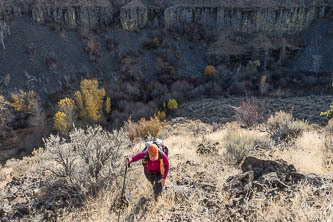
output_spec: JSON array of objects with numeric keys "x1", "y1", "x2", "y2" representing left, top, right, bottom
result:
[{"x1": 1, "y1": 98, "x2": 333, "y2": 221}]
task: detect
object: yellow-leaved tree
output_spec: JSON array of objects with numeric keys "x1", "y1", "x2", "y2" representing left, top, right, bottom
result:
[
  {"x1": 10, "y1": 90, "x2": 38, "y2": 113},
  {"x1": 53, "y1": 112, "x2": 70, "y2": 135},
  {"x1": 74, "y1": 79, "x2": 106, "y2": 121},
  {"x1": 53, "y1": 79, "x2": 110, "y2": 135},
  {"x1": 56, "y1": 97, "x2": 76, "y2": 130}
]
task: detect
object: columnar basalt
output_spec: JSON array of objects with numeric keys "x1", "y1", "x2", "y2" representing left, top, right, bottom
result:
[
  {"x1": 165, "y1": 4, "x2": 330, "y2": 35},
  {"x1": 120, "y1": 0, "x2": 148, "y2": 31},
  {"x1": 0, "y1": 0, "x2": 332, "y2": 33}
]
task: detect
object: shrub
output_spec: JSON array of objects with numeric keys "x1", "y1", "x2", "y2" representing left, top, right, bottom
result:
[
  {"x1": 28, "y1": 99, "x2": 47, "y2": 131},
  {"x1": 233, "y1": 98, "x2": 266, "y2": 127},
  {"x1": 144, "y1": 36, "x2": 162, "y2": 49},
  {"x1": 106, "y1": 38, "x2": 118, "y2": 52},
  {"x1": 74, "y1": 79, "x2": 106, "y2": 122},
  {"x1": 53, "y1": 112, "x2": 70, "y2": 135},
  {"x1": 259, "y1": 74, "x2": 268, "y2": 95},
  {"x1": 46, "y1": 52, "x2": 57, "y2": 70},
  {"x1": 41, "y1": 126, "x2": 129, "y2": 194},
  {"x1": 0, "y1": 95, "x2": 13, "y2": 136},
  {"x1": 321, "y1": 102, "x2": 333, "y2": 119},
  {"x1": 105, "y1": 97, "x2": 111, "y2": 114},
  {"x1": 85, "y1": 40, "x2": 101, "y2": 59},
  {"x1": 167, "y1": 99, "x2": 178, "y2": 110},
  {"x1": 204, "y1": 65, "x2": 216, "y2": 76},
  {"x1": 10, "y1": 90, "x2": 38, "y2": 113},
  {"x1": 266, "y1": 111, "x2": 308, "y2": 143},
  {"x1": 323, "y1": 134, "x2": 333, "y2": 154},
  {"x1": 58, "y1": 98, "x2": 75, "y2": 121},
  {"x1": 325, "y1": 119, "x2": 333, "y2": 134},
  {"x1": 253, "y1": 135, "x2": 274, "y2": 150},
  {"x1": 224, "y1": 130, "x2": 255, "y2": 165},
  {"x1": 125, "y1": 117, "x2": 165, "y2": 141},
  {"x1": 155, "y1": 110, "x2": 166, "y2": 120},
  {"x1": 52, "y1": 98, "x2": 76, "y2": 134}
]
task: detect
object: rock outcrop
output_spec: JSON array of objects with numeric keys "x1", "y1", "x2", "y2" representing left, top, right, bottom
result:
[
  {"x1": 225, "y1": 156, "x2": 333, "y2": 197},
  {"x1": 31, "y1": 5, "x2": 115, "y2": 29},
  {"x1": 120, "y1": 0, "x2": 148, "y2": 31},
  {"x1": 165, "y1": 0, "x2": 333, "y2": 34},
  {"x1": 0, "y1": 176, "x2": 84, "y2": 221},
  {"x1": 0, "y1": 0, "x2": 333, "y2": 33},
  {"x1": 0, "y1": 0, "x2": 117, "y2": 29}
]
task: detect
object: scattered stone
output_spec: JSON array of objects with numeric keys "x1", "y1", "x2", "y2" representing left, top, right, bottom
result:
[{"x1": 196, "y1": 142, "x2": 218, "y2": 155}]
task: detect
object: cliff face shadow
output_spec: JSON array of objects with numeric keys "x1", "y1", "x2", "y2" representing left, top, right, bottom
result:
[{"x1": 292, "y1": 18, "x2": 333, "y2": 73}]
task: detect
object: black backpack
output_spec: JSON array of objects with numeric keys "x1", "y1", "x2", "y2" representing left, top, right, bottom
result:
[{"x1": 141, "y1": 139, "x2": 169, "y2": 165}]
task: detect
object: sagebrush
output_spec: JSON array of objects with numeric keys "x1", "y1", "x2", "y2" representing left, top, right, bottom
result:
[
  {"x1": 266, "y1": 111, "x2": 308, "y2": 142},
  {"x1": 41, "y1": 126, "x2": 129, "y2": 194},
  {"x1": 224, "y1": 130, "x2": 255, "y2": 165}
]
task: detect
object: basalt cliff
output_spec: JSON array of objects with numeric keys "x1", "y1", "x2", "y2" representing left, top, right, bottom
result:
[{"x1": 1, "y1": 0, "x2": 333, "y2": 33}]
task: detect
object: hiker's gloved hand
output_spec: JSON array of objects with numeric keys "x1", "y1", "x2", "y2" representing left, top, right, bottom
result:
[
  {"x1": 125, "y1": 158, "x2": 131, "y2": 166},
  {"x1": 158, "y1": 178, "x2": 165, "y2": 187}
]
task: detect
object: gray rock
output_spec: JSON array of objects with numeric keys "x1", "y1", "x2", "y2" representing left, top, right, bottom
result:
[
  {"x1": 120, "y1": 0, "x2": 148, "y2": 31},
  {"x1": 225, "y1": 156, "x2": 333, "y2": 197}
]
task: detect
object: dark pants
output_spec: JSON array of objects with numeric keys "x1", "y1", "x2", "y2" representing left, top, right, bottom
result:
[{"x1": 144, "y1": 170, "x2": 163, "y2": 195}]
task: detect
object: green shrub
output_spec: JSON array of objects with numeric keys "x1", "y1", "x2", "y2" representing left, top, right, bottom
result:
[
  {"x1": 167, "y1": 99, "x2": 178, "y2": 110},
  {"x1": 266, "y1": 111, "x2": 308, "y2": 143},
  {"x1": 155, "y1": 110, "x2": 166, "y2": 120},
  {"x1": 321, "y1": 102, "x2": 333, "y2": 119},
  {"x1": 224, "y1": 130, "x2": 255, "y2": 165}
]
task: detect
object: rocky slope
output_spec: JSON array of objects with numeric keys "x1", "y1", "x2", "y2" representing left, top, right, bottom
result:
[{"x1": 1, "y1": 116, "x2": 333, "y2": 221}]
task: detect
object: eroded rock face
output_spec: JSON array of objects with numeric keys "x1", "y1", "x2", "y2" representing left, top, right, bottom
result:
[
  {"x1": 1, "y1": 0, "x2": 333, "y2": 33},
  {"x1": 120, "y1": 0, "x2": 148, "y2": 31},
  {"x1": 165, "y1": 5, "x2": 328, "y2": 35},
  {"x1": 0, "y1": 0, "x2": 117, "y2": 29},
  {"x1": 31, "y1": 5, "x2": 115, "y2": 29}
]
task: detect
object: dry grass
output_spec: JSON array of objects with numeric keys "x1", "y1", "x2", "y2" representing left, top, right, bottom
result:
[
  {"x1": 272, "y1": 131, "x2": 329, "y2": 175},
  {"x1": 1, "y1": 115, "x2": 333, "y2": 221}
]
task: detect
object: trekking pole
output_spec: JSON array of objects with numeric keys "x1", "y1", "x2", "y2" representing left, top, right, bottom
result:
[{"x1": 117, "y1": 161, "x2": 130, "y2": 222}]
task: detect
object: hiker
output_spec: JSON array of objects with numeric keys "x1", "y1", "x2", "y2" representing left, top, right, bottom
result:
[{"x1": 125, "y1": 142, "x2": 169, "y2": 196}]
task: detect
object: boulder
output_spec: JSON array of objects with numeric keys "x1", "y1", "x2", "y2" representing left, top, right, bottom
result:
[{"x1": 225, "y1": 156, "x2": 332, "y2": 197}]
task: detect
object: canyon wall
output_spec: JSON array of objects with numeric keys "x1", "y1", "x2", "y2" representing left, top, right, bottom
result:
[{"x1": 0, "y1": 0, "x2": 332, "y2": 33}]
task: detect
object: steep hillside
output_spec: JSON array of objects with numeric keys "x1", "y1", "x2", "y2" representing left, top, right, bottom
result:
[
  {"x1": 1, "y1": 1, "x2": 333, "y2": 220},
  {"x1": 1, "y1": 115, "x2": 333, "y2": 221}
]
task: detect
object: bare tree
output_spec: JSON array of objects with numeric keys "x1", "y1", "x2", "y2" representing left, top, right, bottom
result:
[
  {"x1": 310, "y1": 35, "x2": 322, "y2": 76},
  {"x1": 29, "y1": 99, "x2": 47, "y2": 132},
  {"x1": 0, "y1": 21, "x2": 10, "y2": 50},
  {"x1": 0, "y1": 95, "x2": 14, "y2": 137}
]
